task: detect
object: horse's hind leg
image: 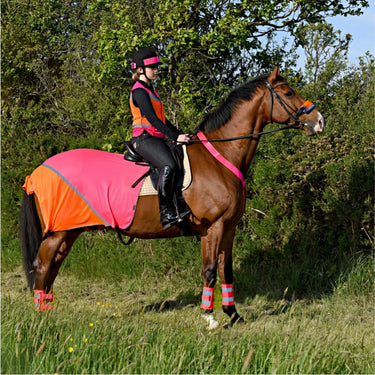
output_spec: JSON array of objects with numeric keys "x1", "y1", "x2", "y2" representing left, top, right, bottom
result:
[
  {"x1": 33, "y1": 232, "x2": 65, "y2": 290},
  {"x1": 33, "y1": 230, "x2": 81, "y2": 310},
  {"x1": 45, "y1": 229, "x2": 82, "y2": 290},
  {"x1": 201, "y1": 223, "x2": 244, "y2": 328}
]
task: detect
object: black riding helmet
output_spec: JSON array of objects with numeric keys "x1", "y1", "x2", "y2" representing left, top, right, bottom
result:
[{"x1": 130, "y1": 47, "x2": 161, "y2": 69}]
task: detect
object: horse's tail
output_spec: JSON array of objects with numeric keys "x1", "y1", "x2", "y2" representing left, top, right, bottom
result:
[{"x1": 20, "y1": 192, "x2": 42, "y2": 290}]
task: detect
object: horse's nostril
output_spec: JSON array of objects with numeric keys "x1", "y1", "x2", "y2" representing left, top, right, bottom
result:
[{"x1": 318, "y1": 117, "x2": 325, "y2": 131}]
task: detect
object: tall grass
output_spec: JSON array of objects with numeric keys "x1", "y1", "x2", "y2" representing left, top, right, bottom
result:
[{"x1": 2, "y1": 253, "x2": 374, "y2": 374}]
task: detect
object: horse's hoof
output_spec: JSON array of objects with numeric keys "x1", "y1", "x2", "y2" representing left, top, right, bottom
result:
[
  {"x1": 202, "y1": 313, "x2": 219, "y2": 330},
  {"x1": 234, "y1": 316, "x2": 246, "y2": 325},
  {"x1": 223, "y1": 314, "x2": 246, "y2": 329}
]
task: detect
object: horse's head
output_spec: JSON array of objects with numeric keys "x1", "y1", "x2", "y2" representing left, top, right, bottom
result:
[{"x1": 265, "y1": 67, "x2": 325, "y2": 136}]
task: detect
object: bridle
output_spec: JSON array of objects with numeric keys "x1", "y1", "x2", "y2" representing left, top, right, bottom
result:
[
  {"x1": 264, "y1": 80, "x2": 315, "y2": 132},
  {"x1": 190, "y1": 79, "x2": 316, "y2": 143},
  {"x1": 265, "y1": 81, "x2": 302, "y2": 127}
]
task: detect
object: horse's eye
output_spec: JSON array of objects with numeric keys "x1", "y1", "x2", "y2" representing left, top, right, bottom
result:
[{"x1": 284, "y1": 91, "x2": 294, "y2": 97}]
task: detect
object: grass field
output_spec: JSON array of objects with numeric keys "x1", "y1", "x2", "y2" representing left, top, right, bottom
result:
[{"x1": 1, "y1": 233, "x2": 374, "y2": 374}]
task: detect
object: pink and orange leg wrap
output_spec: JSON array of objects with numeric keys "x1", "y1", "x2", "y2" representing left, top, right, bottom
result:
[
  {"x1": 201, "y1": 287, "x2": 214, "y2": 310},
  {"x1": 34, "y1": 290, "x2": 53, "y2": 311},
  {"x1": 201, "y1": 284, "x2": 235, "y2": 310},
  {"x1": 221, "y1": 284, "x2": 235, "y2": 306}
]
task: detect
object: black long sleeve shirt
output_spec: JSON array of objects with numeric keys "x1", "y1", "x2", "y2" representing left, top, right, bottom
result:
[{"x1": 131, "y1": 80, "x2": 181, "y2": 141}]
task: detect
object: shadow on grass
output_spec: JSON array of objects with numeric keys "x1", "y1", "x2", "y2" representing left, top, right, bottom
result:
[
  {"x1": 143, "y1": 290, "x2": 200, "y2": 312},
  {"x1": 233, "y1": 235, "x2": 372, "y2": 303}
]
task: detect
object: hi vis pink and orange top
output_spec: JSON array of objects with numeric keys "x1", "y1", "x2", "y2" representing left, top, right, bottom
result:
[{"x1": 129, "y1": 81, "x2": 166, "y2": 138}]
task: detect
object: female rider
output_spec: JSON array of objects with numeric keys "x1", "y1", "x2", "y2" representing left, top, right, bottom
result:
[{"x1": 129, "y1": 47, "x2": 191, "y2": 229}]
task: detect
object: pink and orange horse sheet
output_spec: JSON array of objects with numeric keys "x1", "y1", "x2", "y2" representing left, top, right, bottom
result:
[{"x1": 23, "y1": 149, "x2": 150, "y2": 235}]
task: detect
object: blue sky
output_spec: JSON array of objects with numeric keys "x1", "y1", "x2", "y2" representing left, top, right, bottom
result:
[
  {"x1": 285, "y1": 3, "x2": 375, "y2": 68},
  {"x1": 327, "y1": 3, "x2": 375, "y2": 65}
]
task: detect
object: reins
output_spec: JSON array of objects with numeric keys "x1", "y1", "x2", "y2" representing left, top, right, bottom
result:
[
  {"x1": 189, "y1": 123, "x2": 299, "y2": 143},
  {"x1": 189, "y1": 79, "x2": 315, "y2": 144}
]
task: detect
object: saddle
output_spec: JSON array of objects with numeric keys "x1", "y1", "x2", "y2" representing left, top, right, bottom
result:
[
  {"x1": 124, "y1": 141, "x2": 160, "y2": 190},
  {"x1": 124, "y1": 140, "x2": 191, "y2": 215}
]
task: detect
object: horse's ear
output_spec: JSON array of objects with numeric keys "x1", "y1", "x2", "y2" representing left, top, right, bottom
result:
[{"x1": 268, "y1": 66, "x2": 281, "y2": 83}]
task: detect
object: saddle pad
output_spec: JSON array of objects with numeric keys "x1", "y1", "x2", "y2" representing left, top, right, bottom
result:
[
  {"x1": 139, "y1": 145, "x2": 192, "y2": 196},
  {"x1": 23, "y1": 149, "x2": 150, "y2": 234}
]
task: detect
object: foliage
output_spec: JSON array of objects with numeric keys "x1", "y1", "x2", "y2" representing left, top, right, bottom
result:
[
  {"x1": 1, "y1": 0, "x2": 131, "y2": 145},
  {"x1": 1, "y1": 0, "x2": 373, "y2": 298},
  {"x1": 1, "y1": 3, "x2": 374, "y2": 372},
  {"x1": 296, "y1": 22, "x2": 352, "y2": 113},
  {"x1": 238, "y1": 57, "x2": 374, "y2": 297},
  {"x1": 94, "y1": 0, "x2": 369, "y2": 126}
]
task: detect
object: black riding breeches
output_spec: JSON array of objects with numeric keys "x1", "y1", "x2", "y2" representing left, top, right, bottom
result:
[{"x1": 131, "y1": 132, "x2": 178, "y2": 172}]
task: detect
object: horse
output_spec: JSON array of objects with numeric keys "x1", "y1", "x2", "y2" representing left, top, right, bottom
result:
[{"x1": 20, "y1": 67, "x2": 324, "y2": 329}]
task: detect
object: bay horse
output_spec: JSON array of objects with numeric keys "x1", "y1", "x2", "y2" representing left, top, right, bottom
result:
[{"x1": 20, "y1": 67, "x2": 324, "y2": 328}]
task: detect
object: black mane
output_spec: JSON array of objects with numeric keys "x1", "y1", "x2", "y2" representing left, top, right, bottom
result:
[{"x1": 196, "y1": 73, "x2": 269, "y2": 133}]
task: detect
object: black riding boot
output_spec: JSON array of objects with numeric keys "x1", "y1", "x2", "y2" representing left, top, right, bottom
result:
[{"x1": 158, "y1": 166, "x2": 179, "y2": 229}]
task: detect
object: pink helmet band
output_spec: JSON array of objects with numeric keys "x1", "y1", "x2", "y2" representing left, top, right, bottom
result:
[{"x1": 143, "y1": 56, "x2": 160, "y2": 66}]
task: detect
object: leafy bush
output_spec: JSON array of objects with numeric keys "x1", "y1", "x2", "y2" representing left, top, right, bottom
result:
[
  {"x1": 235, "y1": 59, "x2": 374, "y2": 298},
  {"x1": 1, "y1": 0, "x2": 373, "y2": 301}
]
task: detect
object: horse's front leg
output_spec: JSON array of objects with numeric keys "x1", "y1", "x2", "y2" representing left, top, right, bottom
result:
[
  {"x1": 218, "y1": 227, "x2": 245, "y2": 326},
  {"x1": 200, "y1": 223, "x2": 244, "y2": 328},
  {"x1": 200, "y1": 222, "x2": 223, "y2": 329}
]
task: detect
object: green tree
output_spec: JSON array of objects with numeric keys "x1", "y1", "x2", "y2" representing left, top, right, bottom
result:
[
  {"x1": 1, "y1": 0, "x2": 127, "y2": 254},
  {"x1": 94, "y1": 0, "x2": 369, "y2": 128},
  {"x1": 299, "y1": 23, "x2": 351, "y2": 84},
  {"x1": 240, "y1": 54, "x2": 374, "y2": 296},
  {"x1": 296, "y1": 22, "x2": 352, "y2": 113},
  {"x1": 1, "y1": 0, "x2": 372, "y2": 282}
]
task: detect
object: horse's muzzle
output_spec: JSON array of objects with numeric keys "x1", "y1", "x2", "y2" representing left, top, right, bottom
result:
[{"x1": 302, "y1": 112, "x2": 325, "y2": 136}]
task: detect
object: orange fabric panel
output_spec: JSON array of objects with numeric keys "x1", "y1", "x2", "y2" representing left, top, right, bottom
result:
[{"x1": 23, "y1": 165, "x2": 107, "y2": 235}]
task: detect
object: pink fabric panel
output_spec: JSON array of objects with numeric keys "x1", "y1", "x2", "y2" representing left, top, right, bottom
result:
[{"x1": 43, "y1": 149, "x2": 149, "y2": 230}]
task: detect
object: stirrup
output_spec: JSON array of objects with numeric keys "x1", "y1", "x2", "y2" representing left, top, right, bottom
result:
[
  {"x1": 161, "y1": 213, "x2": 179, "y2": 230},
  {"x1": 177, "y1": 208, "x2": 191, "y2": 222},
  {"x1": 173, "y1": 194, "x2": 191, "y2": 223},
  {"x1": 161, "y1": 209, "x2": 191, "y2": 230},
  {"x1": 162, "y1": 219, "x2": 179, "y2": 230}
]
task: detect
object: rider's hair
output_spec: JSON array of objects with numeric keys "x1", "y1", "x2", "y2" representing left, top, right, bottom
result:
[{"x1": 132, "y1": 70, "x2": 141, "y2": 81}]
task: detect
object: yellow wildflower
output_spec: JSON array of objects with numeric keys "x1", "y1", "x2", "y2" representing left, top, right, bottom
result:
[
  {"x1": 89, "y1": 323, "x2": 94, "y2": 327},
  {"x1": 68, "y1": 347, "x2": 74, "y2": 353}
]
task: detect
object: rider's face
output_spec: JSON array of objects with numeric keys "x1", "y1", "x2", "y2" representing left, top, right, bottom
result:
[{"x1": 145, "y1": 65, "x2": 159, "y2": 80}]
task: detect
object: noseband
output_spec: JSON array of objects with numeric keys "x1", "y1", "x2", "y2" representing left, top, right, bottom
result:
[{"x1": 265, "y1": 80, "x2": 315, "y2": 131}]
